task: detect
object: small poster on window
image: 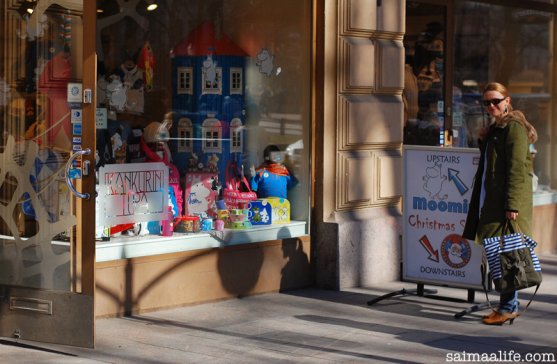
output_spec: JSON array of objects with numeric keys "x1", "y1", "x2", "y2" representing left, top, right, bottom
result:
[
  {"x1": 184, "y1": 172, "x2": 218, "y2": 217},
  {"x1": 97, "y1": 162, "x2": 169, "y2": 225}
]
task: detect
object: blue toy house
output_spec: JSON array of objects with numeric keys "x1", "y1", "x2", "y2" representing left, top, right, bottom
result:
[{"x1": 171, "y1": 21, "x2": 247, "y2": 185}]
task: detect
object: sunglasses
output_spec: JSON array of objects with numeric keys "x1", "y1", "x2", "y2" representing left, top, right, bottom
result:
[{"x1": 482, "y1": 98, "x2": 506, "y2": 107}]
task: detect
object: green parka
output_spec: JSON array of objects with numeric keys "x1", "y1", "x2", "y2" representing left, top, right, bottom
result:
[{"x1": 462, "y1": 117, "x2": 533, "y2": 242}]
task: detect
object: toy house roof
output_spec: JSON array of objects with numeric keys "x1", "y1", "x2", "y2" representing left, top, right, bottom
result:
[{"x1": 172, "y1": 21, "x2": 247, "y2": 57}]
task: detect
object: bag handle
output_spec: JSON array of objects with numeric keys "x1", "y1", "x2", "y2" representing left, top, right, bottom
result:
[
  {"x1": 225, "y1": 161, "x2": 240, "y2": 189},
  {"x1": 498, "y1": 219, "x2": 525, "y2": 247},
  {"x1": 238, "y1": 174, "x2": 254, "y2": 193},
  {"x1": 225, "y1": 161, "x2": 254, "y2": 193}
]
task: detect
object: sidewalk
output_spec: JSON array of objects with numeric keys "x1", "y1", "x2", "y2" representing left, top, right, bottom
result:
[{"x1": 2, "y1": 255, "x2": 557, "y2": 363}]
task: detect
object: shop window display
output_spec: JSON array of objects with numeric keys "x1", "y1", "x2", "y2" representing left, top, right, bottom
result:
[
  {"x1": 453, "y1": 2, "x2": 554, "y2": 192},
  {"x1": 405, "y1": 1, "x2": 556, "y2": 195},
  {"x1": 94, "y1": 0, "x2": 311, "y2": 244},
  {"x1": 403, "y1": 3, "x2": 446, "y2": 146}
]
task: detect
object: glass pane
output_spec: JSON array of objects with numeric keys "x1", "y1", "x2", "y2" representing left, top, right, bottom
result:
[
  {"x1": 454, "y1": 1, "x2": 553, "y2": 190},
  {"x1": 95, "y1": 0, "x2": 311, "y2": 238},
  {"x1": 404, "y1": 1, "x2": 446, "y2": 146},
  {"x1": 0, "y1": 2, "x2": 83, "y2": 290}
]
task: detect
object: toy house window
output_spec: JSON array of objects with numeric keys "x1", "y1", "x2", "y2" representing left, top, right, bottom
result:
[
  {"x1": 230, "y1": 118, "x2": 243, "y2": 153},
  {"x1": 177, "y1": 67, "x2": 193, "y2": 94},
  {"x1": 201, "y1": 118, "x2": 222, "y2": 153},
  {"x1": 202, "y1": 67, "x2": 222, "y2": 94},
  {"x1": 177, "y1": 118, "x2": 193, "y2": 152},
  {"x1": 230, "y1": 68, "x2": 243, "y2": 95}
]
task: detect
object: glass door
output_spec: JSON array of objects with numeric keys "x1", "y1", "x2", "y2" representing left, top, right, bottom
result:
[{"x1": 0, "y1": 0, "x2": 96, "y2": 347}]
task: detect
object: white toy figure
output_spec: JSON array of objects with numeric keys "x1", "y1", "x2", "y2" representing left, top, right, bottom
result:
[
  {"x1": 141, "y1": 112, "x2": 183, "y2": 216},
  {"x1": 203, "y1": 55, "x2": 217, "y2": 86},
  {"x1": 142, "y1": 112, "x2": 172, "y2": 159},
  {"x1": 256, "y1": 48, "x2": 274, "y2": 77},
  {"x1": 106, "y1": 78, "x2": 127, "y2": 111}
]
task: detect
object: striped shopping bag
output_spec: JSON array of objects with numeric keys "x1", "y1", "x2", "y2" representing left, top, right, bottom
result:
[{"x1": 482, "y1": 229, "x2": 542, "y2": 294}]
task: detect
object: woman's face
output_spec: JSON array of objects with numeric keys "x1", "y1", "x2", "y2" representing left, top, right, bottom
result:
[{"x1": 483, "y1": 90, "x2": 509, "y2": 119}]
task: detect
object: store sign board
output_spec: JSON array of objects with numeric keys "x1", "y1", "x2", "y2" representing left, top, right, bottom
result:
[
  {"x1": 403, "y1": 146, "x2": 483, "y2": 289},
  {"x1": 97, "y1": 163, "x2": 169, "y2": 225}
]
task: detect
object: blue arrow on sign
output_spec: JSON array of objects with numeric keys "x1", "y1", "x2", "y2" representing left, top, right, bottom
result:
[{"x1": 448, "y1": 168, "x2": 469, "y2": 196}]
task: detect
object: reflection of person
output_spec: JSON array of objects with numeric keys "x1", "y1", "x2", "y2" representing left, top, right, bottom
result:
[
  {"x1": 462, "y1": 82, "x2": 538, "y2": 325},
  {"x1": 403, "y1": 64, "x2": 419, "y2": 122},
  {"x1": 404, "y1": 22, "x2": 444, "y2": 146},
  {"x1": 250, "y1": 145, "x2": 298, "y2": 199}
]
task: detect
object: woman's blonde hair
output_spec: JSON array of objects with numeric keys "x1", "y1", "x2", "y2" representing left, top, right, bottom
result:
[{"x1": 483, "y1": 82, "x2": 538, "y2": 143}]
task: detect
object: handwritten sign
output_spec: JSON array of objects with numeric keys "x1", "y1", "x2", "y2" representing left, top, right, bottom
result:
[
  {"x1": 403, "y1": 146, "x2": 483, "y2": 289},
  {"x1": 97, "y1": 163, "x2": 169, "y2": 225}
]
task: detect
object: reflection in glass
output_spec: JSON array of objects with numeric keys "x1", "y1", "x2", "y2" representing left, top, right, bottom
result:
[
  {"x1": 404, "y1": 2, "x2": 445, "y2": 146},
  {"x1": 1, "y1": 2, "x2": 83, "y2": 290},
  {"x1": 94, "y1": 0, "x2": 311, "y2": 238},
  {"x1": 454, "y1": 2, "x2": 553, "y2": 191}
]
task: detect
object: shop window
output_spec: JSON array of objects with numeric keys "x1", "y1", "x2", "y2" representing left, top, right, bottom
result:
[
  {"x1": 453, "y1": 2, "x2": 555, "y2": 192},
  {"x1": 403, "y1": 2, "x2": 446, "y2": 146},
  {"x1": 91, "y1": 0, "x2": 311, "y2": 254},
  {"x1": 177, "y1": 67, "x2": 193, "y2": 95}
]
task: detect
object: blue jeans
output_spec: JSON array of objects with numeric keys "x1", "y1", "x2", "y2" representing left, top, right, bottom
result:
[{"x1": 499, "y1": 291, "x2": 518, "y2": 312}]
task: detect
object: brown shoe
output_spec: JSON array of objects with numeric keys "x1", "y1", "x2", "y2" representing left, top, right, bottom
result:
[
  {"x1": 482, "y1": 311, "x2": 519, "y2": 325},
  {"x1": 482, "y1": 310, "x2": 499, "y2": 319}
]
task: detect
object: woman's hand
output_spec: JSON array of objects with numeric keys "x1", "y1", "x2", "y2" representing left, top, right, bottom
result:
[{"x1": 506, "y1": 210, "x2": 518, "y2": 221}]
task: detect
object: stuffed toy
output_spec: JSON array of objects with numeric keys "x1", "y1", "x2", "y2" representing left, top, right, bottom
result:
[
  {"x1": 137, "y1": 41, "x2": 155, "y2": 91},
  {"x1": 140, "y1": 113, "x2": 183, "y2": 215}
]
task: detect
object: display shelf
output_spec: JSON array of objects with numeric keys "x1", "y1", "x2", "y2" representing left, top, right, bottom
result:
[
  {"x1": 95, "y1": 221, "x2": 307, "y2": 262},
  {"x1": 533, "y1": 190, "x2": 557, "y2": 206}
]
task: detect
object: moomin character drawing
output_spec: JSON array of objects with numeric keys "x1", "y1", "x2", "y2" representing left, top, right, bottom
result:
[{"x1": 422, "y1": 163, "x2": 448, "y2": 200}]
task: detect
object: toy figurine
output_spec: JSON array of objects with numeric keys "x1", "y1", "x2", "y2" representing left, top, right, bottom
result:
[
  {"x1": 207, "y1": 153, "x2": 219, "y2": 171},
  {"x1": 250, "y1": 145, "x2": 297, "y2": 199},
  {"x1": 141, "y1": 112, "x2": 183, "y2": 215}
]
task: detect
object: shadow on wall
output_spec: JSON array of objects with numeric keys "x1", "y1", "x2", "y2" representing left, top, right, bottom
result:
[
  {"x1": 96, "y1": 228, "x2": 313, "y2": 316},
  {"x1": 280, "y1": 237, "x2": 312, "y2": 292},
  {"x1": 217, "y1": 230, "x2": 265, "y2": 298}
]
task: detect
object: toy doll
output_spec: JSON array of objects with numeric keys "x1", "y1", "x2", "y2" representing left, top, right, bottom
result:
[
  {"x1": 250, "y1": 145, "x2": 297, "y2": 199},
  {"x1": 140, "y1": 112, "x2": 183, "y2": 215}
]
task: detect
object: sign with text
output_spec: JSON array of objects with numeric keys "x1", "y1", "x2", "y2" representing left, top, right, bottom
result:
[
  {"x1": 403, "y1": 146, "x2": 483, "y2": 289},
  {"x1": 97, "y1": 163, "x2": 168, "y2": 225}
]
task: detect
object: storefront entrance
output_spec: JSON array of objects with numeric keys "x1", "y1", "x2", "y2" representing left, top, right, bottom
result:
[{"x1": 0, "y1": 0, "x2": 97, "y2": 347}]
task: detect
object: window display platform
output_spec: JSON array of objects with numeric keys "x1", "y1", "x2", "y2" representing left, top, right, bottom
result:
[
  {"x1": 534, "y1": 189, "x2": 557, "y2": 206},
  {"x1": 96, "y1": 221, "x2": 307, "y2": 262}
]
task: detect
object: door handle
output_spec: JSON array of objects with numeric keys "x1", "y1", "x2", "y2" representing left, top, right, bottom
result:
[{"x1": 65, "y1": 149, "x2": 91, "y2": 199}]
